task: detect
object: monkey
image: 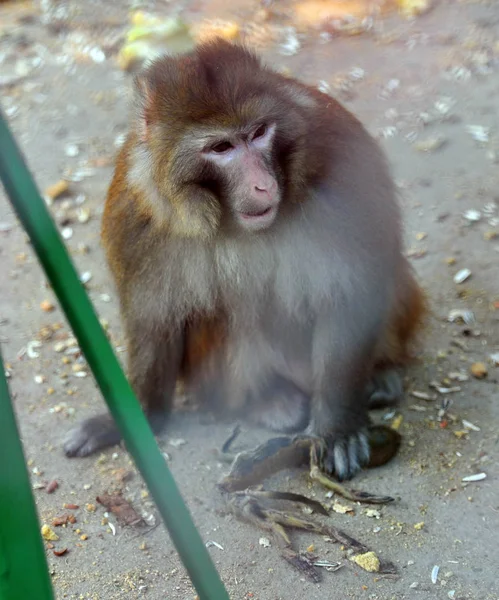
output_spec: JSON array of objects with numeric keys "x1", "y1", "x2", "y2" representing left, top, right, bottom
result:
[{"x1": 63, "y1": 39, "x2": 425, "y2": 481}]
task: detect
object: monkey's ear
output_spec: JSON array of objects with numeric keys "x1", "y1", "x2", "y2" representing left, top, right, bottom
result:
[{"x1": 133, "y1": 75, "x2": 154, "y2": 143}]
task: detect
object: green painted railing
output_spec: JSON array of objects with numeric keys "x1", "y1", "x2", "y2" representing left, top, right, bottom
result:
[{"x1": 0, "y1": 109, "x2": 230, "y2": 600}]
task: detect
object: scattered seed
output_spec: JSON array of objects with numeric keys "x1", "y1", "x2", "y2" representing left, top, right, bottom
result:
[
  {"x1": 52, "y1": 514, "x2": 76, "y2": 526},
  {"x1": 466, "y1": 125, "x2": 489, "y2": 143},
  {"x1": 46, "y1": 480, "x2": 59, "y2": 494},
  {"x1": 453, "y1": 268, "x2": 471, "y2": 284},
  {"x1": 431, "y1": 565, "x2": 440, "y2": 584},
  {"x1": 77, "y1": 208, "x2": 91, "y2": 223},
  {"x1": 206, "y1": 540, "x2": 224, "y2": 550},
  {"x1": 61, "y1": 227, "x2": 73, "y2": 240},
  {"x1": 413, "y1": 135, "x2": 447, "y2": 153},
  {"x1": 447, "y1": 372, "x2": 468, "y2": 384},
  {"x1": 462, "y1": 472, "x2": 486, "y2": 482},
  {"x1": 80, "y1": 271, "x2": 92, "y2": 284},
  {"x1": 463, "y1": 209, "x2": 481, "y2": 222},
  {"x1": 259, "y1": 537, "x2": 271, "y2": 548},
  {"x1": 27, "y1": 340, "x2": 42, "y2": 358},
  {"x1": 489, "y1": 352, "x2": 499, "y2": 365},
  {"x1": 470, "y1": 362, "x2": 488, "y2": 379},
  {"x1": 169, "y1": 438, "x2": 187, "y2": 448},
  {"x1": 65, "y1": 144, "x2": 80, "y2": 157},
  {"x1": 53, "y1": 548, "x2": 68, "y2": 557},
  {"x1": 63, "y1": 503, "x2": 79, "y2": 510},
  {"x1": 462, "y1": 420, "x2": 480, "y2": 432},
  {"x1": 44, "y1": 180, "x2": 70, "y2": 201},
  {"x1": 411, "y1": 390, "x2": 433, "y2": 401},
  {"x1": 448, "y1": 309, "x2": 475, "y2": 324}
]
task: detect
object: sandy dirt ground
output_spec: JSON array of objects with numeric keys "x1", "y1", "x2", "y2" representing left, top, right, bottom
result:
[{"x1": 1, "y1": 0, "x2": 499, "y2": 598}]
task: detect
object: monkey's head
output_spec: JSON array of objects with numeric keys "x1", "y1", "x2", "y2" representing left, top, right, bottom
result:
[{"x1": 130, "y1": 39, "x2": 318, "y2": 237}]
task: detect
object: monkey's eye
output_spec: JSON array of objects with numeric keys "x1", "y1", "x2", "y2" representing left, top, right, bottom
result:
[
  {"x1": 252, "y1": 124, "x2": 267, "y2": 140},
  {"x1": 211, "y1": 141, "x2": 233, "y2": 154}
]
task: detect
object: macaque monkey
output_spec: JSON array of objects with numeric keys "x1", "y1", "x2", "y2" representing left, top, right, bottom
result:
[{"x1": 64, "y1": 39, "x2": 425, "y2": 481}]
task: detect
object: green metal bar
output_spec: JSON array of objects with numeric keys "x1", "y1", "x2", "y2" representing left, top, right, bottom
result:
[
  {"x1": 0, "y1": 110, "x2": 230, "y2": 600},
  {"x1": 0, "y1": 348, "x2": 55, "y2": 600}
]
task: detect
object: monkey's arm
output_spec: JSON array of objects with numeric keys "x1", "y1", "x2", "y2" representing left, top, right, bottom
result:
[
  {"x1": 307, "y1": 291, "x2": 390, "y2": 481},
  {"x1": 63, "y1": 317, "x2": 183, "y2": 457}
]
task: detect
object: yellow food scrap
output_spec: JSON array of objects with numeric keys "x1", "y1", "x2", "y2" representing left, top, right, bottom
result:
[
  {"x1": 41, "y1": 524, "x2": 59, "y2": 541},
  {"x1": 44, "y1": 179, "x2": 69, "y2": 201},
  {"x1": 118, "y1": 13, "x2": 194, "y2": 71},
  {"x1": 470, "y1": 362, "x2": 487, "y2": 379},
  {"x1": 191, "y1": 20, "x2": 240, "y2": 44},
  {"x1": 332, "y1": 501, "x2": 354, "y2": 514},
  {"x1": 396, "y1": 0, "x2": 431, "y2": 18},
  {"x1": 414, "y1": 521, "x2": 425, "y2": 530},
  {"x1": 391, "y1": 414, "x2": 403, "y2": 431},
  {"x1": 351, "y1": 551, "x2": 381, "y2": 572},
  {"x1": 294, "y1": 0, "x2": 378, "y2": 28}
]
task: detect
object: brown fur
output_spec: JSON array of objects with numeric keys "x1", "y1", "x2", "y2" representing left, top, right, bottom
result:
[{"x1": 65, "y1": 39, "x2": 426, "y2": 481}]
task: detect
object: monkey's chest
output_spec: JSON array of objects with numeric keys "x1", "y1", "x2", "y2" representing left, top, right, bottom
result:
[{"x1": 182, "y1": 305, "x2": 313, "y2": 392}]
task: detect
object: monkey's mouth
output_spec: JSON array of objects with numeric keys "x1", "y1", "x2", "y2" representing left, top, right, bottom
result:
[
  {"x1": 237, "y1": 205, "x2": 277, "y2": 230},
  {"x1": 241, "y1": 206, "x2": 272, "y2": 218}
]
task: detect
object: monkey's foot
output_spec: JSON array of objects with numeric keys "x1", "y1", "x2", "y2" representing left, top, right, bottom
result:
[
  {"x1": 224, "y1": 489, "x2": 396, "y2": 582},
  {"x1": 63, "y1": 414, "x2": 121, "y2": 457}
]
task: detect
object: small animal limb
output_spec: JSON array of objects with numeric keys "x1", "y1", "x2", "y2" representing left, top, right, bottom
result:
[
  {"x1": 224, "y1": 488, "x2": 396, "y2": 582},
  {"x1": 217, "y1": 425, "x2": 400, "y2": 581}
]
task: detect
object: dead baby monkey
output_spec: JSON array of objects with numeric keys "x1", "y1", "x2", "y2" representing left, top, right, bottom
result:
[{"x1": 64, "y1": 39, "x2": 425, "y2": 481}]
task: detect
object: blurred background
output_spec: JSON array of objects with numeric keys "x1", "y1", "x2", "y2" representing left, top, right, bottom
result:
[{"x1": 1, "y1": 1, "x2": 498, "y2": 598}]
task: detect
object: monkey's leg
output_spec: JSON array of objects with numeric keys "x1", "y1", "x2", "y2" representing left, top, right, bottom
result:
[
  {"x1": 63, "y1": 324, "x2": 182, "y2": 457},
  {"x1": 248, "y1": 374, "x2": 310, "y2": 433},
  {"x1": 367, "y1": 368, "x2": 404, "y2": 409}
]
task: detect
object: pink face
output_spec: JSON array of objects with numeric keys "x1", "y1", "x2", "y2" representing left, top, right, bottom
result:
[{"x1": 202, "y1": 122, "x2": 280, "y2": 231}]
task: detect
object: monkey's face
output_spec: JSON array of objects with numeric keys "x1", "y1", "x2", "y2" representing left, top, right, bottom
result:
[{"x1": 200, "y1": 122, "x2": 281, "y2": 232}]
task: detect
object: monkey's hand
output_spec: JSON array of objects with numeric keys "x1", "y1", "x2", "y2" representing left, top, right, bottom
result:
[
  {"x1": 310, "y1": 421, "x2": 402, "y2": 482},
  {"x1": 317, "y1": 428, "x2": 371, "y2": 482}
]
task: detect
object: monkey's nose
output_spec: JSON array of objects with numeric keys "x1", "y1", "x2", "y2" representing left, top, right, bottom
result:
[{"x1": 254, "y1": 180, "x2": 278, "y2": 196}]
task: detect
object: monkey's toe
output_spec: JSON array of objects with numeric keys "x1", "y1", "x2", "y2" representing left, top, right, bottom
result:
[
  {"x1": 322, "y1": 430, "x2": 370, "y2": 481},
  {"x1": 63, "y1": 415, "x2": 121, "y2": 458}
]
